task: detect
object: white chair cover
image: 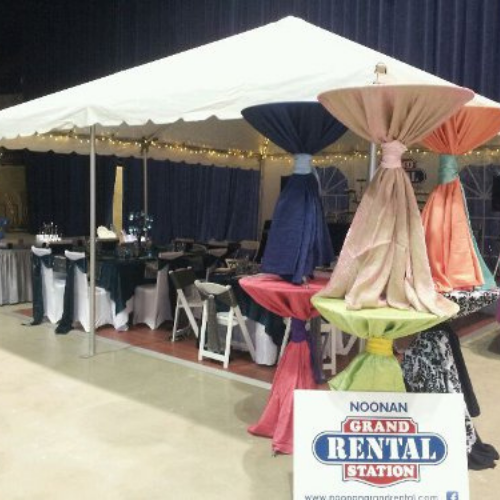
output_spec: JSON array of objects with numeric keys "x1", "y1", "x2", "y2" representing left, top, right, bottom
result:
[
  {"x1": 64, "y1": 250, "x2": 125, "y2": 332},
  {"x1": 133, "y1": 265, "x2": 172, "y2": 330},
  {"x1": 31, "y1": 246, "x2": 65, "y2": 324},
  {"x1": 232, "y1": 318, "x2": 277, "y2": 366}
]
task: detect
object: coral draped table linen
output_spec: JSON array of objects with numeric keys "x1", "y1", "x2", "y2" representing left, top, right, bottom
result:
[
  {"x1": 239, "y1": 274, "x2": 327, "y2": 454},
  {"x1": 312, "y1": 83, "x2": 473, "y2": 391},
  {"x1": 421, "y1": 99, "x2": 500, "y2": 292}
]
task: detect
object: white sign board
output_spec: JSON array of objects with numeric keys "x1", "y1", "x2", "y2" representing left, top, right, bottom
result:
[{"x1": 294, "y1": 391, "x2": 468, "y2": 500}]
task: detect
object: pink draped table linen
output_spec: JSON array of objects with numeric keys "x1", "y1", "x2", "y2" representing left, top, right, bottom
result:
[
  {"x1": 239, "y1": 274, "x2": 328, "y2": 454},
  {"x1": 239, "y1": 274, "x2": 327, "y2": 320}
]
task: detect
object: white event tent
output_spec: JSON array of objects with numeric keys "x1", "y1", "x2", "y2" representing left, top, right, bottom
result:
[{"x1": 0, "y1": 16, "x2": 471, "y2": 356}]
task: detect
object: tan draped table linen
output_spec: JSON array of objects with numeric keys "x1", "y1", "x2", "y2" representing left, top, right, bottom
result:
[{"x1": 316, "y1": 84, "x2": 473, "y2": 316}]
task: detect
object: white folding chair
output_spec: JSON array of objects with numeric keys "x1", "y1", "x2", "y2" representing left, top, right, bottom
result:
[
  {"x1": 214, "y1": 313, "x2": 277, "y2": 366},
  {"x1": 321, "y1": 321, "x2": 357, "y2": 374},
  {"x1": 31, "y1": 246, "x2": 65, "y2": 324},
  {"x1": 194, "y1": 280, "x2": 256, "y2": 369},
  {"x1": 64, "y1": 250, "x2": 115, "y2": 332},
  {"x1": 278, "y1": 317, "x2": 292, "y2": 360},
  {"x1": 169, "y1": 267, "x2": 203, "y2": 341},
  {"x1": 133, "y1": 264, "x2": 171, "y2": 329}
]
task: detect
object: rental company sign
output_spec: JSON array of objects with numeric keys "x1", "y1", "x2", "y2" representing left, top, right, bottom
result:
[{"x1": 294, "y1": 392, "x2": 468, "y2": 500}]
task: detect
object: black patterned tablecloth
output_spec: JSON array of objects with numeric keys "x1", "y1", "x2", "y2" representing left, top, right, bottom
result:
[{"x1": 443, "y1": 289, "x2": 500, "y2": 319}]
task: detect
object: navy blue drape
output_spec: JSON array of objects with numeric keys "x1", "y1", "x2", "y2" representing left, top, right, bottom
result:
[
  {"x1": 25, "y1": 152, "x2": 116, "y2": 236},
  {"x1": 242, "y1": 102, "x2": 347, "y2": 155},
  {"x1": 242, "y1": 102, "x2": 346, "y2": 284},
  {"x1": 122, "y1": 158, "x2": 259, "y2": 245}
]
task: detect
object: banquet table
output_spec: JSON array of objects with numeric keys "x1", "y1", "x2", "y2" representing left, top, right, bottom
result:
[
  {"x1": 46, "y1": 255, "x2": 156, "y2": 333},
  {"x1": 0, "y1": 248, "x2": 32, "y2": 305},
  {"x1": 239, "y1": 274, "x2": 328, "y2": 454}
]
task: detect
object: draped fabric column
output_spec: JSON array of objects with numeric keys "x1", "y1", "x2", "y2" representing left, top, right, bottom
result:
[
  {"x1": 403, "y1": 322, "x2": 500, "y2": 470},
  {"x1": 405, "y1": 99, "x2": 500, "y2": 470},
  {"x1": 242, "y1": 102, "x2": 345, "y2": 284},
  {"x1": 421, "y1": 99, "x2": 500, "y2": 291},
  {"x1": 240, "y1": 102, "x2": 345, "y2": 454},
  {"x1": 313, "y1": 82, "x2": 473, "y2": 392}
]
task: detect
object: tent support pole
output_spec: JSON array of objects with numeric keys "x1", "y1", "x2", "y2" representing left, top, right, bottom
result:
[
  {"x1": 257, "y1": 156, "x2": 265, "y2": 237},
  {"x1": 368, "y1": 142, "x2": 377, "y2": 181},
  {"x1": 142, "y1": 144, "x2": 148, "y2": 218},
  {"x1": 88, "y1": 125, "x2": 96, "y2": 357}
]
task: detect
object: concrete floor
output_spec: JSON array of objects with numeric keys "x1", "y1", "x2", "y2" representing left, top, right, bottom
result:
[{"x1": 0, "y1": 304, "x2": 498, "y2": 499}]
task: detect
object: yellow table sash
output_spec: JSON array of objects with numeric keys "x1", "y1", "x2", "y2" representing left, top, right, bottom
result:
[{"x1": 365, "y1": 338, "x2": 393, "y2": 356}]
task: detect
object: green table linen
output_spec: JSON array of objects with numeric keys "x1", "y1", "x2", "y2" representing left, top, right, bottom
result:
[{"x1": 311, "y1": 296, "x2": 455, "y2": 392}]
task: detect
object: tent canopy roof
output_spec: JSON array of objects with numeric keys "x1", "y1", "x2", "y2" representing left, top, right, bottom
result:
[{"x1": 0, "y1": 16, "x2": 474, "y2": 164}]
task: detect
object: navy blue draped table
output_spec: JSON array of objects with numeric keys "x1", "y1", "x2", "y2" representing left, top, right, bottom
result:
[{"x1": 242, "y1": 102, "x2": 345, "y2": 284}]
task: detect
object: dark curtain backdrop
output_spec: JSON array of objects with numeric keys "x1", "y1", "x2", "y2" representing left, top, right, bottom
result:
[
  {"x1": 122, "y1": 157, "x2": 144, "y2": 218},
  {"x1": 20, "y1": 0, "x2": 500, "y2": 102},
  {"x1": 25, "y1": 152, "x2": 116, "y2": 236},
  {"x1": 13, "y1": 1, "x2": 500, "y2": 241},
  {"x1": 122, "y1": 158, "x2": 260, "y2": 245}
]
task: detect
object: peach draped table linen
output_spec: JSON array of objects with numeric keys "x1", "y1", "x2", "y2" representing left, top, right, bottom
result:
[
  {"x1": 422, "y1": 102, "x2": 500, "y2": 155},
  {"x1": 422, "y1": 174, "x2": 483, "y2": 292},
  {"x1": 421, "y1": 100, "x2": 500, "y2": 292}
]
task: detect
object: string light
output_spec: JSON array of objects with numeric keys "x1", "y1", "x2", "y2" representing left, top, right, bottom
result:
[
  {"x1": 260, "y1": 137, "x2": 270, "y2": 159},
  {"x1": 34, "y1": 131, "x2": 500, "y2": 164},
  {"x1": 37, "y1": 131, "x2": 259, "y2": 161}
]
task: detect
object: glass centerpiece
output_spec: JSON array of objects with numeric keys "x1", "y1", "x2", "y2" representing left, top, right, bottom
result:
[{"x1": 126, "y1": 211, "x2": 154, "y2": 256}]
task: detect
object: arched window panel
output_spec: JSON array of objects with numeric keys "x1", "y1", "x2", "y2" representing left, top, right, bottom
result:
[
  {"x1": 316, "y1": 165, "x2": 349, "y2": 219},
  {"x1": 460, "y1": 163, "x2": 500, "y2": 269}
]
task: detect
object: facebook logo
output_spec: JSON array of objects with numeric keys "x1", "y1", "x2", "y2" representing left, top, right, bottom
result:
[{"x1": 447, "y1": 492, "x2": 459, "y2": 500}]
